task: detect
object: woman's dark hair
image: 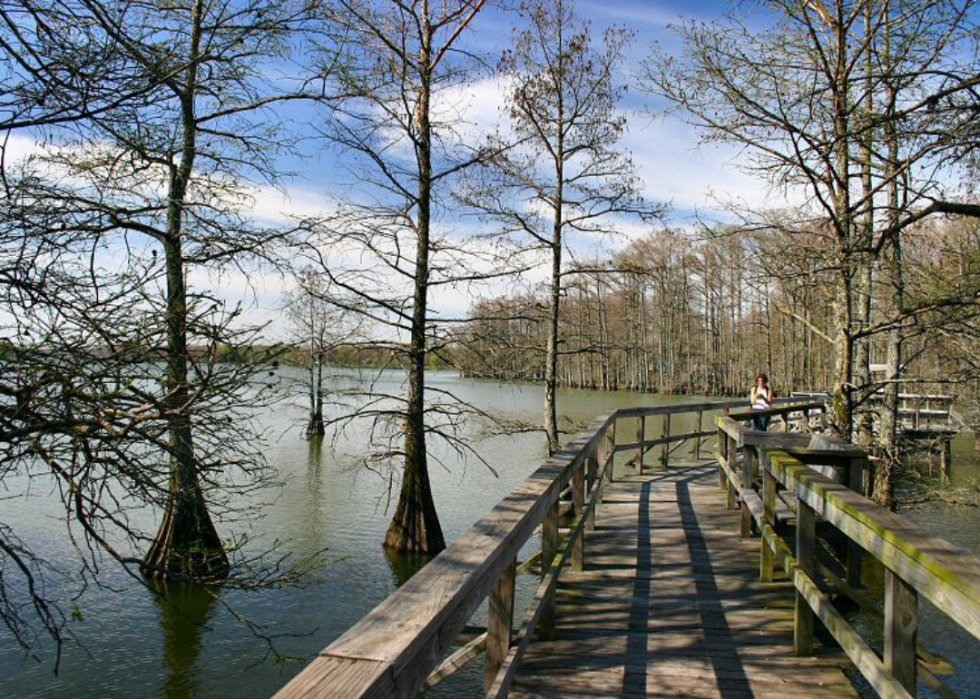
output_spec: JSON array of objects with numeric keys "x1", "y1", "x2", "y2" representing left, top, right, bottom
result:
[{"x1": 756, "y1": 373, "x2": 768, "y2": 385}]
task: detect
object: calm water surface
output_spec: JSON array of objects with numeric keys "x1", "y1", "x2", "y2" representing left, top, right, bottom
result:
[
  {"x1": 3, "y1": 371, "x2": 979, "y2": 697},
  {"x1": 0, "y1": 370, "x2": 706, "y2": 698}
]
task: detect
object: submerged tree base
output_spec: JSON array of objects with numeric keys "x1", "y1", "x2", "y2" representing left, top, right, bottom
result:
[
  {"x1": 142, "y1": 487, "x2": 230, "y2": 583},
  {"x1": 383, "y1": 458, "x2": 446, "y2": 554}
]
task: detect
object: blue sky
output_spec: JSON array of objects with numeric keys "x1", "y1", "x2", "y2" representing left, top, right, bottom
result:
[
  {"x1": 6, "y1": 1, "x2": 774, "y2": 340},
  {"x1": 230, "y1": 1, "x2": 776, "y2": 337}
]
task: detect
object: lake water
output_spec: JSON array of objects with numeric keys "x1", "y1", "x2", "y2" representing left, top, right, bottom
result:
[
  {"x1": 1, "y1": 369, "x2": 978, "y2": 697},
  {"x1": 0, "y1": 369, "x2": 709, "y2": 698}
]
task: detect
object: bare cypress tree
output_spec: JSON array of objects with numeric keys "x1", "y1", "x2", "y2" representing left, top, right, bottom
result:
[
  {"x1": 304, "y1": 0, "x2": 494, "y2": 553},
  {"x1": 645, "y1": 0, "x2": 980, "y2": 443},
  {"x1": 464, "y1": 0, "x2": 660, "y2": 453},
  {"x1": 0, "y1": 0, "x2": 318, "y2": 595}
]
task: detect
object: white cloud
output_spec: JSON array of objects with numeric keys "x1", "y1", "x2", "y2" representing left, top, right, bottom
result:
[{"x1": 623, "y1": 113, "x2": 802, "y2": 218}]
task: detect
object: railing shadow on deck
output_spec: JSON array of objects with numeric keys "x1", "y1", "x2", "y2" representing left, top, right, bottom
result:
[
  {"x1": 273, "y1": 397, "x2": 980, "y2": 699},
  {"x1": 272, "y1": 397, "x2": 815, "y2": 699}
]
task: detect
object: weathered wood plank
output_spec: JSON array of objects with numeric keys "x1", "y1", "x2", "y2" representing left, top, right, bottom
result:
[
  {"x1": 885, "y1": 568, "x2": 918, "y2": 696},
  {"x1": 510, "y1": 465, "x2": 856, "y2": 699}
]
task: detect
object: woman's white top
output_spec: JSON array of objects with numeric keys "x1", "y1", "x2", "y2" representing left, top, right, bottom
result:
[{"x1": 751, "y1": 386, "x2": 772, "y2": 410}]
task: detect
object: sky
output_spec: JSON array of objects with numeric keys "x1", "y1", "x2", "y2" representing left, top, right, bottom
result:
[
  {"x1": 217, "y1": 0, "x2": 779, "y2": 339},
  {"x1": 9, "y1": 1, "x2": 783, "y2": 341}
]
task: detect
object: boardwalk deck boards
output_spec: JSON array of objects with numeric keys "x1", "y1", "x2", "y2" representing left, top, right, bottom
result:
[{"x1": 509, "y1": 463, "x2": 857, "y2": 698}]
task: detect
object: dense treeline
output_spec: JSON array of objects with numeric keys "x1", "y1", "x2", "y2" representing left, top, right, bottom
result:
[
  {"x1": 453, "y1": 228, "x2": 833, "y2": 395},
  {"x1": 454, "y1": 219, "x2": 977, "y2": 400}
]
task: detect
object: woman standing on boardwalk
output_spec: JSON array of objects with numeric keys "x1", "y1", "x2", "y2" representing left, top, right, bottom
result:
[{"x1": 750, "y1": 374, "x2": 775, "y2": 431}]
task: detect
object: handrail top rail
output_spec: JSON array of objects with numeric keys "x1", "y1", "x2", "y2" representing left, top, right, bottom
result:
[
  {"x1": 727, "y1": 400, "x2": 825, "y2": 421},
  {"x1": 791, "y1": 391, "x2": 954, "y2": 401},
  {"x1": 614, "y1": 395, "x2": 805, "y2": 420},
  {"x1": 759, "y1": 447, "x2": 980, "y2": 642},
  {"x1": 274, "y1": 411, "x2": 615, "y2": 698}
]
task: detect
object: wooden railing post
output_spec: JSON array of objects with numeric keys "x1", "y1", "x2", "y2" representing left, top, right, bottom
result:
[
  {"x1": 694, "y1": 410, "x2": 703, "y2": 459},
  {"x1": 941, "y1": 437, "x2": 952, "y2": 485},
  {"x1": 718, "y1": 427, "x2": 729, "y2": 490},
  {"x1": 726, "y1": 463, "x2": 737, "y2": 510},
  {"x1": 847, "y1": 456, "x2": 865, "y2": 587},
  {"x1": 636, "y1": 415, "x2": 645, "y2": 475},
  {"x1": 586, "y1": 450, "x2": 598, "y2": 532},
  {"x1": 572, "y1": 464, "x2": 585, "y2": 571},
  {"x1": 661, "y1": 413, "x2": 671, "y2": 468},
  {"x1": 608, "y1": 418, "x2": 616, "y2": 483},
  {"x1": 761, "y1": 457, "x2": 776, "y2": 583},
  {"x1": 885, "y1": 569, "x2": 918, "y2": 696},
  {"x1": 539, "y1": 500, "x2": 559, "y2": 641},
  {"x1": 485, "y1": 557, "x2": 517, "y2": 692},
  {"x1": 795, "y1": 500, "x2": 816, "y2": 655},
  {"x1": 741, "y1": 447, "x2": 757, "y2": 538}
]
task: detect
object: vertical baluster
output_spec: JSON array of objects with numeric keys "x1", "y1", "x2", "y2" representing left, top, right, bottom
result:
[
  {"x1": 636, "y1": 415, "x2": 645, "y2": 475},
  {"x1": 608, "y1": 418, "x2": 616, "y2": 483},
  {"x1": 884, "y1": 569, "x2": 918, "y2": 696},
  {"x1": 586, "y1": 449, "x2": 598, "y2": 532},
  {"x1": 662, "y1": 413, "x2": 671, "y2": 468},
  {"x1": 485, "y1": 558, "x2": 517, "y2": 692},
  {"x1": 694, "y1": 410, "x2": 703, "y2": 460},
  {"x1": 846, "y1": 456, "x2": 865, "y2": 587},
  {"x1": 572, "y1": 464, "x2": 585, "y2": 571},
  {"x1": 761, "y1": 456, "x2": 776, "y2": 583},
  {"x1": 539, "y1": 499, "x2": 559, "y2": 641},
  {"x1": 718, "y1": 426, "x2": 729, "y2": 490},
  {"x1": 741, "y1": 447, "x2": 757, "y2": 537},
  {"x1": 795, "y1": 500, "x2": 816, "y2": 655}
]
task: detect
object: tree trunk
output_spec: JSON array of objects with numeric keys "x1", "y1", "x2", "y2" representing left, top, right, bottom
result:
[
  {"x1": 143, "y1": 0, "x2": 228, "y2": 582},
  {"x1": 384, "y1": 11, "x2": 445, "y2": 553},
  {"x1": 874, "y1": 16, "x2": 902, "y2": 509}
]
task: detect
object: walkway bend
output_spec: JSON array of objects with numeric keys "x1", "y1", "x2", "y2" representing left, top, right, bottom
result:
[{"x1": 509, "y1": 462, "x2": 856, "y2": 698}]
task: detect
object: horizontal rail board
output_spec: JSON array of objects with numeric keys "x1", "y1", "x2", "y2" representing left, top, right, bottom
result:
[
  {"x1": 614, "y1": 429, "x2": 713, "y2": 453},
  {"x1": 764, "y1": 449, "x2": 980, "y2": 642},
  {"x1": 274, "y1": 413, "x2": 615, "y2": 698}
]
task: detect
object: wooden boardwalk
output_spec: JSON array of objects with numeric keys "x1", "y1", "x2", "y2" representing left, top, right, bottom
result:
[{"x1": 509, "y1": 462, "x2": 857, "y2": 698}]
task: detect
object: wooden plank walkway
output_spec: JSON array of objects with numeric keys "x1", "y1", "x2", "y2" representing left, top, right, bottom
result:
[{"x1": 509, "y1": 462, "x2": 857, "y2": 698}]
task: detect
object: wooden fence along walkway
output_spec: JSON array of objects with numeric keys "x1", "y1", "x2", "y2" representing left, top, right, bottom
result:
[{"x1": 275, "y1": 398, "x2": 980, "y2": 698}]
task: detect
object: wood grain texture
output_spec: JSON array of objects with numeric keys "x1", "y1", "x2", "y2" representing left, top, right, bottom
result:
[{"x1": 509, "y1": 464, "x2": 857, "y2": 699}]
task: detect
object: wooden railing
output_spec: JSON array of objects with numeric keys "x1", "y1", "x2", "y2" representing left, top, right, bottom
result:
[
  {"x1": 717, "y1": 409, "x2": 980, "y2": 698},
  {"x1": 791, "y1": 391, "x2": 955, "y2": 431},
  {"x1": 273, "y1": 398, "x2": 807, "y2": 699}
]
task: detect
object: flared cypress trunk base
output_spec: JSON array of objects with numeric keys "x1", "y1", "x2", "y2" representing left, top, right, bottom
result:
[
  {"x1": 383, "y1": 457, "x2": 445, "y2": 554},
  {"x1": 142, "y1": 484, "x2": 230, "y2": 583},
  {"x1": 305, "y1": 407, "x2": 325, "y2": 439}
]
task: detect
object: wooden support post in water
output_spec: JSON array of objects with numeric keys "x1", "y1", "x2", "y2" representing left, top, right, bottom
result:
[
  {"x1": 846, "y1": 456, "x2": 865, "y2": 588},
  {"x1": 572, "y1": 465, "x2": 585, "y2": 571},
  {"x1": 694, "y1": 410, "x2": 703, "y2": 459},
  {"x1": 884, "y1": 568, "x2": 918, "y2": 696},
  {"x1": 661, "y1": 413, "x2": 671, "y2": 468},
  {"x1": 761, "y1": 464, "x2": 776, "y2": 583},
  {"x1": 485, "y1": 557, "x2": 516, "y2": 693},
  {"x1": 539, "y1": 500, "x2": 559, "y2": 641},
  {"x1": 940, "y1": 438, "x2": 952, "y2": 485},
  {"x1": 795, "y1": 499, "x2": 816, "y2": 655},
  {"x1": 636, "y1": 415, "x2": 645, "y2": 475}
]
